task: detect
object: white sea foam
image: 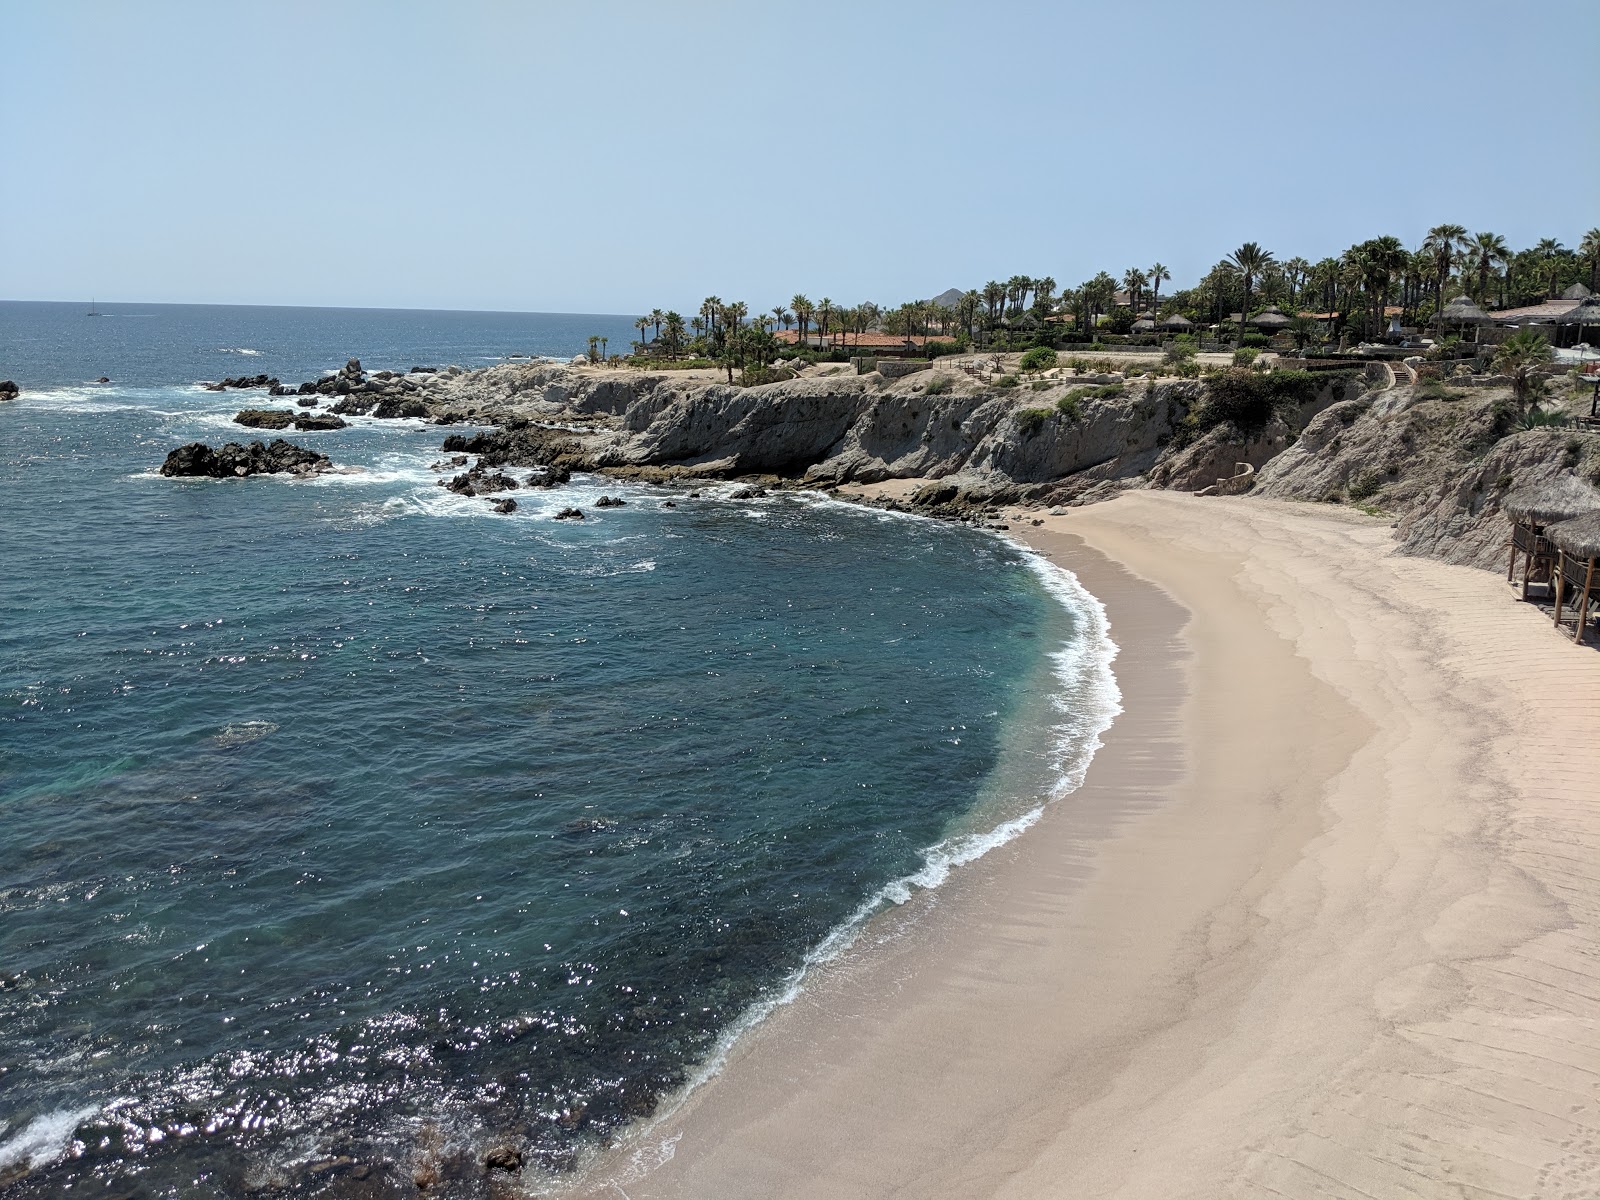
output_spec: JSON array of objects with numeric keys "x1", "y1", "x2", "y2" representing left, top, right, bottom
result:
[
  {"x1": 219, "y1": 347, "x2": 264, "y2": 356},
  {"x1": 0, "y1": 1105, "x2": 98, "y2": 1175},
  {"x1": 599, "y1": 516, "x2": 1123, "y2": 1183}
]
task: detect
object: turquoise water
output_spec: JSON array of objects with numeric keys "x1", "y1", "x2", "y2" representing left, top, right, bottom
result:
[{"x1": 0, "y1": 303, "x2": 1116, "y2": 1197}]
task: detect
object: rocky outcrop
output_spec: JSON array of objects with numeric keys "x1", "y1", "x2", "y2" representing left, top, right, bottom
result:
[
  {"x1": 207, "y1": 374, "x2": 278, "y2": 392},
  {"x1": 0, "y1": 380, "x2": 19, "y2": 402},
  {"x1": 1150, "y1": 418, "x2": 1294, "y2": 492},
  {"x1": 160, "y1": 439, "x2": 333, "y2": 478},
  {"x1": 292, "y1": 412, "x2": 347, "y2": 431},
  {"x1": 234, "y1": 408, "x2": 294, "y2": 430},
  {"x1": 1253, "y1": 382, "x2": 1600, "y2": 568},
  {"x1": 442, "y1": 465, "x2": 518, "y2": 496}
]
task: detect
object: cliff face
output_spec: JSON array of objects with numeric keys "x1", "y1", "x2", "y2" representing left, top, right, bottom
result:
[
  {"x1": 445, "y1": 363, "x2": 1200, "y2": 495},
  {"x1": 1251, "y1": 384, "x2": 1600, "y2": 568},
  {"x1": 428, "y1": 362, "x2": 1600, "y2": 572}
]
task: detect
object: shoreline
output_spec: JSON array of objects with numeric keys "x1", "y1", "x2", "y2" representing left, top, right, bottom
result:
[{"x1": 558, "y1": 490, "x2": 1600, "y2": 1199}]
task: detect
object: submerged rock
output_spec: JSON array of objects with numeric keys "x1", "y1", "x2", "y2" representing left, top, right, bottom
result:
[
  {"x1": 442, "y1": 465, "x2": 518, "y2": 496},
  {"x1": 594, "y1": 495, "x2": 626, "y2": 508},
  {"x1": 554, "y1": 507, "x2": 584, "y2": 520},
  {"x1": 492, "y1": 498, "x2": 518, "y2": 514},
  {"x1": 160, "y1": 439, "x2": 333, "y2": 478},
  {"x1": 482, "y1": 1146, "x2": 522, "y2": 1174},
  {"x1": 0, "y1": 380, "x2": 18, "y2": 401}
]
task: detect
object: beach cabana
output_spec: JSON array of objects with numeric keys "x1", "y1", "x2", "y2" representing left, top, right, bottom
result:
[
  {"x1": 1437, "y1": 296, "x2": 1491, "y2": 343},
  {"x1": 1156, "y1": 313, "x2": 1194, "y2": 333},
  {"x1": 1131, "y1": 310, "x2": 1157, "y2": 334},
  {"x1": 1250, "y1": 305, "x2": 1292, "y2": 330},
  {"x1": 1547, "y1": 512, "x2": 1600, "y2": 645},
  {"x1": 1557, "y1": 297, "x2": 1600, "y2": 347},
  {"x1": 1502, "y1": 476, "x2": 1600, "y2": 599}
]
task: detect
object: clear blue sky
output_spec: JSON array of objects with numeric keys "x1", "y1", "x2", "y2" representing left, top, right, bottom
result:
[{"x1": 3, "y1": 0, "x2": 1595, "y2": 315}]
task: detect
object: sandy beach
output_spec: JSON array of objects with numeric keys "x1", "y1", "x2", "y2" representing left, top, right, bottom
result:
[{"x1": 562, "y1": 490, "x2": 1600, "y2": 1199}]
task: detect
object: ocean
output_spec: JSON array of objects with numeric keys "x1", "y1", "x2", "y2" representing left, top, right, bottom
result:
[{"x1": 0, "y1": 301, "x2": 1118, "y2": 1197}]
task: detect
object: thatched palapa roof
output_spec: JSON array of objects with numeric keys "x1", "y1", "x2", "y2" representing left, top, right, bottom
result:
[
  {"x1": 1557, "y1": 297, "x2": 1600, "y2": 327},
  {"x1": 1502, "y1": 475, "x2": 1600, "y2": 524},
  {"x1": 1439, "y1": 296, "x2": 1491, "y2": 325},
  {"x1": 1131, "y1": 317, "x2": 1157, "y2": 332},
  {"x1": 1561, "y1": 282, "x2": 1593, "y2": 301},
  {"x1": 1250, "y1": 305, "x2": 1292, "y2": 328},
  {"x1": 1546, "y1": 511, "x2": 1600, "y2": 559},
  {"x1": 1157, "y1": 312, "x2": 1194, "y2": 331}
]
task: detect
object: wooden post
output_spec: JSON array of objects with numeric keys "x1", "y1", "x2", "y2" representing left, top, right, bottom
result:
[
  {"x1": 1554, "y1": 551, "x2": 1566, "y2": 626},
  {"x1": 1576, "y1": 558, "x2": 1597, "y2": 646},
  {"x1": 1507, "y1": 526, "x2": 1519, "y2": 583}
]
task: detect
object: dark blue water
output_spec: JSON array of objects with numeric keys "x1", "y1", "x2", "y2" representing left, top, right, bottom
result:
[{"x1": 0, "y1": 302, "x2": 1115, "y2": 1197}]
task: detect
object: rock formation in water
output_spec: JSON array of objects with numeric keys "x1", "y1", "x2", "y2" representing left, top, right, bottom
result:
[{"x1": 160, "y1": 439, "x2": 333, "y2": 478}]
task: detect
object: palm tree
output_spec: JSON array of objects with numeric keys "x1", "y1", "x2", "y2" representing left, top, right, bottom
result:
[
  {"x1": 1423, "y1": 224, "x2": 1467, "y2": 316},
  {"x1": 960, "y1": 290, "x2": 981, "y2": 340},
  {"x1": 1149, "y1": 263, "x2": 1171, "y2": 312},
  {"x1": 1282, "y1": 256, "x2": 1311, "y2": 306},
  {"x1": 1224, "y1": 242, "x2": 1276, "y2": 344},
  {"x1": 1122, "y1": 268, "x2": 1148, "y2": 313},
  {"x1": 1493, "y1": 329, "x2": 1554, "y2": 407},
  {"x1": 791, "y1": 294, "x2": 812, "y2": 346},
  {"x1": 1582, "y1": 228, "x2": 1600, "y2": 291},
  {"x1": 1004, "y1": 275, "x2": 1030, "y2": 316},
  {"x1": 982, "y1": 280, "x2": 1005, "y2": 325},
  {"x1": 701, "y1": 296, "x2": 723, "y2": 337},
  {"x1": 1033, "y1": 276, "x2": 1057, "y2": 314},
  {"x1": 1533, "y1": 237, "x2": 1565, "y2": 298},
  {"x1": 662, "y1": 311, "x2": 686, "y2": 359},
  {"x1": 1463, "y1": 233, "x2": 1509, "y2": 306},
  {"x1": 1355, "y1": 236, "x2": 1406, "y2": 334},
  {"x1": 649, "y1": 308, "x2": 665, "y2": 339},
  {"x1": 815, "y1": 297, "x2": 833, "y2": 347},
  {"x1": 634, "y1": 315, "x2": 651, "y2": 349}
]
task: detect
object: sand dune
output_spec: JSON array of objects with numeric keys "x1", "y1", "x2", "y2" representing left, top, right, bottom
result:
[{"x1": 563, "y1": 492, "x2": 1600, "y2": 1200}]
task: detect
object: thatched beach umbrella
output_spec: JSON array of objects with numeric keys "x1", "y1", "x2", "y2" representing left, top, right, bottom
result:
[
  {"x1": 1502, "y1": 476, "x2": 1600, "y2": 598},
  {"x1": 1545, "y1": 511, "x2": 1600, "y2": 644},
  {"x1": 1437, "y1": 295, "x2": 1491, "y2": 342},
  {"x1": 1131, "y1": 313, "x2": 1157, "y2": 333},
  {"x1": 1156, "y1": 312, "x2": 1194, "y2": 332},
  {"x1": 1557, "y1": 297, "x2": 1600, "y2": 338},
  {"x1": 1250, "y1": 305, "x2": 1292, "y2": 329}
]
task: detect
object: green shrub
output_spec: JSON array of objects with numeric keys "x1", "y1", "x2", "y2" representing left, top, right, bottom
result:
[
  {"x1": 1031, "y1": 380, "x2": 1053, "y2": 391},
  {"x1": 1233, "y1": 347, "x2": 1260, "y2": 367},
  {"x1": 1056, "y1": 394, "x2": 1083, "y2": 422},
  {"x1": 923, "y1": 339, "x2": 965, "y2": 358},
  {"x1": 923, "y1": 374, "x2": 952, "y2": 396},
  {"x1": 1019, "y1": 347, "x2": 1058, "y2": 372},
  {"x1": 1015, "y1": 407, "x2": 1053, "y2": 437},
  {"x1": 629, "y1": 356, "x2": 716, "y2": 370},
  {"x1": 994, "y1": 374, "x2": 1020, "y2": 389},
  {"x1": 1193, "y1": 367, "x2": 1349, "y2": 433},
  {"x1": 1347, "y1": 469, "x2": 1383, "y2": 501},
  {"x1": 1240, "y1": 332, "x2": 1271, "y2": 349},
  {"x1": 1519, "y1": 406, "x2": 1569, "y2": 431}
]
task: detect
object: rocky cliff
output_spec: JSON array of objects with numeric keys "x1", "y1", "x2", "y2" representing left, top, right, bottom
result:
[
  {"x1": 422, "y1": 362, "x2": 1205, "y2": 506},
  {"x1": 382, "y1": 358, "x2": 1600, "y2": 571}
]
